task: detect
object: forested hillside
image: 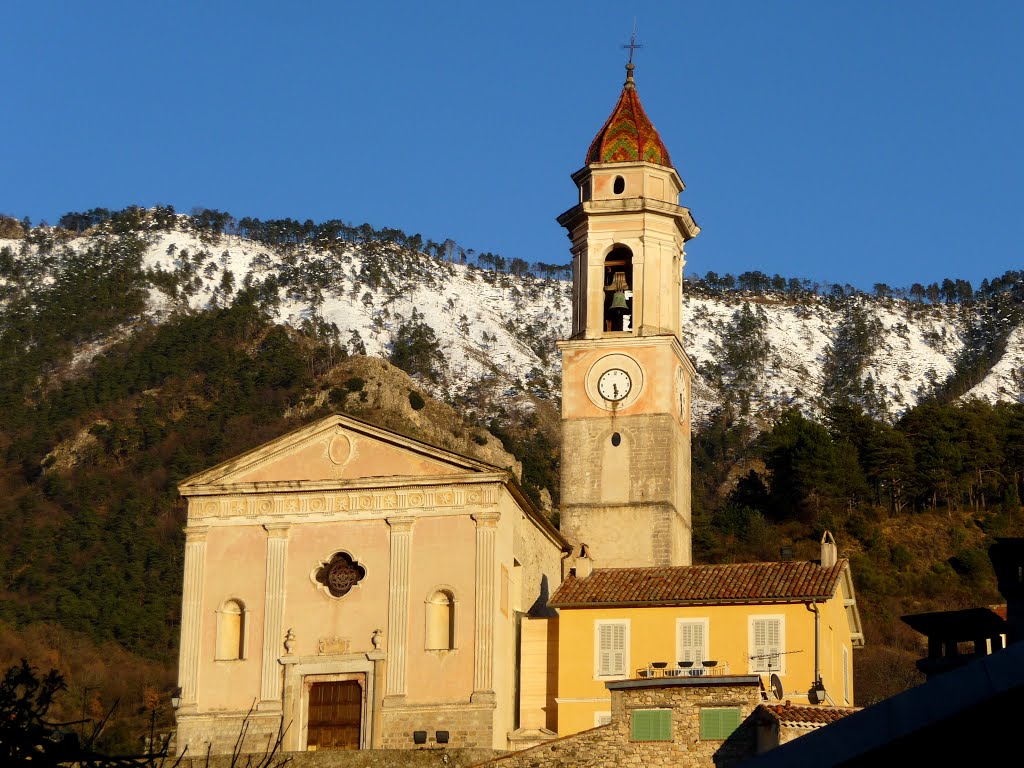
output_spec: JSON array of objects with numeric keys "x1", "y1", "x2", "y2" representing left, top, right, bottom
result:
[{"x1": 1, "y1": 206, "x2": 1023, "y2": 749}]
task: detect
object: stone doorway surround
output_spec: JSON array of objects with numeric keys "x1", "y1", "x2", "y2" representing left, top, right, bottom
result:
[{"x1": 280, "y1": 650, "x2": 386, "y2": 751}]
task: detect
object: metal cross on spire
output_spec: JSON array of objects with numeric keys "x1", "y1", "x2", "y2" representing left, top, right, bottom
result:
[{"x1": 622, "y1": 21, "x2": 643, "y2": 63}]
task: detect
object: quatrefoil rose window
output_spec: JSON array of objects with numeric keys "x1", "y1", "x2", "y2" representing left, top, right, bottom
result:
[{"x1": 315, "y1": 552, "x2": 366, "y2": 598}]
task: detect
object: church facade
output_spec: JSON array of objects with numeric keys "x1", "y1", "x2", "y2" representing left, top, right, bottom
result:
[
  {"x1": 173, "y1": 414, "x2": 568, "y2": 753},
  {"x1": 173, "y1": 60, "x2": 864, "y2": 758}
]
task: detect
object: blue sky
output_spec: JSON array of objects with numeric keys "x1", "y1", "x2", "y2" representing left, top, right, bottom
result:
[{"x1": 3, "y1": 1, "x2": 1022, "y2": 291}]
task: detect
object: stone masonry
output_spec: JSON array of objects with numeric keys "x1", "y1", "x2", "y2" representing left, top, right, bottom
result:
[
  {"x1": 381, "y1": 700, "x2": 495, "y2": 749},
  {"x1": 474, "y1": 677, "x2": 764, "y2": 768}
]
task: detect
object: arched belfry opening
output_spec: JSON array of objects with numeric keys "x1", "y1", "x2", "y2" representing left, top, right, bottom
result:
[{"x1": 603, "y1": 246, "x2": 633, "y2": 332}]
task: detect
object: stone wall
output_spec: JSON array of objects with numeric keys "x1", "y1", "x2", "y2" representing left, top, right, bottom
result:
[
  {"x1": 175, "y1": 748, "x2": 503, "y2": 768},
  {"x1": 560, "y1": 413, "x2": 689, "y2": 568},
  {"x1": 175, "y1": 709, "x2": 284, "y2": 758},
  {"x1": 476, "y1": 678, "x2": 763, "y2": 768},
  {"x1": 381, "y1": 700, "x2": 494, "y2": 749}
]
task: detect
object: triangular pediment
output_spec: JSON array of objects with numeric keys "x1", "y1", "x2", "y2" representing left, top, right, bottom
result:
[{"x1": 178, "y1": 414, "x2": 501, "y2": 491}]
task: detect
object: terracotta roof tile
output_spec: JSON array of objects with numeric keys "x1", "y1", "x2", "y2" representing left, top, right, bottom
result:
[
  {"x1": 756, "y1": 703, "x2": 859, "y2": 726},
  {"x1": 586, "y1": 63, "x2": 672, "y2": 168},
  {"x1": 550, "y1": 560, "x2": 847, "y2": 607}
]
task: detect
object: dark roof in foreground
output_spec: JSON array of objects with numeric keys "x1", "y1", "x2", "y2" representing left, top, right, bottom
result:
[
  {"x1": 741, "y1": 641, "x2": 1024, "y2": 767},
  {"x1": 902, "y1": 606, "x2": 1008, "y2": 639},
  {"x1": 550, "y1": 560, "x2": 847, "y2": 607}
]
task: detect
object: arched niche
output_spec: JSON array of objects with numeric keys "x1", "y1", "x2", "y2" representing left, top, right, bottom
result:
[{"x1": 603, "y1": 246, "x2": 634, "y2": 332}]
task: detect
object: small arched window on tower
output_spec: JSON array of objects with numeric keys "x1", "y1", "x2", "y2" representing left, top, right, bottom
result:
[
  {"x1": 215, "y1": 599, "x2": 247, "y2": 661},
  {"x1": 603, "y1": 246, "x2": 634, "y2": 332},
  {"x1": 425, "y1": 588, "x2": 457, "y2": 651}
]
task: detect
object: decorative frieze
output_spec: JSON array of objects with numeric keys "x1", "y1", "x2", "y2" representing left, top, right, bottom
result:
[{"x1": 189, "y1": 484, "x2": 496, "y2": 521}]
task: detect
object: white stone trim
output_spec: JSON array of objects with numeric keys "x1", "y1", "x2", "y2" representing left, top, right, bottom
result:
[
  {"x1": 186, "y1": 484, "x2": 500, "y2": 522},
  {"x1": 386, "y1": 517, "x2": 414, "y2": 696},
  {"x1": 260, "y1": 524, "x2": 290, "y2": 705},
  {"x1": 177, "y1": 526, "x2": 208, "y2": 709},
  {"x1": 554, "y1": 696, "x2": 612, "y2": 704},
  {"x1": 280, "y1": 652, "x2": 380, "y2": 751},
  {"x1": 472, "y1": 511, "x2": 500, "y2": 697}
]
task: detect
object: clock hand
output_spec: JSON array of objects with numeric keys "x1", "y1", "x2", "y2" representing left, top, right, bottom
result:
[{"x1": 613, "y1": 384, "x2": 619, "y2": 397}]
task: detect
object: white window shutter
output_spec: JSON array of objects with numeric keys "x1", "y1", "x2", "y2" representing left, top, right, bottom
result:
[
  {"x1": 752, "y1": 618, "x2": 781, "y2": 672},
  {"x1": 612, "y1": 623, "x2": 626, "y2": 674},
  {"x1": 598, "y1": 622, "x2": 626, "y2": 676},
  {"x1": 678, "y1": 621, "x2": 706, "y2": 663},
  {"x1": 599, "y1": 624, "x2": 613, "y2": 675}
]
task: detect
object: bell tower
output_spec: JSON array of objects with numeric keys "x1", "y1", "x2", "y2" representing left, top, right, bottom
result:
[{"x1": 556, "y1": 61, "x2": 699, "y2": 568}]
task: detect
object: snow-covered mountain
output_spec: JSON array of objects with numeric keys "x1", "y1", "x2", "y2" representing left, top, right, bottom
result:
[{"x1": 3, "y1": 217, "x2": 1022, "y2": 427}]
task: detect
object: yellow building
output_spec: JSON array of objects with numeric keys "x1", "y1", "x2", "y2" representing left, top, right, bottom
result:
[{"x1": 548, "y1": 534, "x2": 863, "y2": 736}]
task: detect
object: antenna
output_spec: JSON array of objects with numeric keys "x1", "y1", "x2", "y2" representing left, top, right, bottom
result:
[
  {"x1": 769, "y1": 673, "x2": 784, "y2": 701},
  {"x1": 749, "y1": 649, "x2": 803, "y2": 667},
  {"x1": 622, "y1": 20, "x2": 643, "y2": 64}
]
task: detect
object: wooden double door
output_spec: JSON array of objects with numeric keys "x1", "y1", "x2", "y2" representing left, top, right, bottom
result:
[{"x1": 307, "y1": 680, "x2": 363, "y2": 750}]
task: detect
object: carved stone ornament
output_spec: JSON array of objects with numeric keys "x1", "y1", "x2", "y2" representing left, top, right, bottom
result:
[
  {"x1": 314, "y1": 552, "x2": 366, "y2": 598},
  {"x1": 318, "y1": 636, "x2": 351, "y2": 655},
  {"x1": 284, "y1": 628, "x2": 295, "y2": 655}
]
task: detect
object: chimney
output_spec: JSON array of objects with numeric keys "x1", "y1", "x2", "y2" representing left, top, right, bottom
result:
[
  {"x1": 575, "y1": 543, "x2": 593, "y2": 579},
  {"x1": 820, "y1": 531, "x2": 838, "y2": 568}
]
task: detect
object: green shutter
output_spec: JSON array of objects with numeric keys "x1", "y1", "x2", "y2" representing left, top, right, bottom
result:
[
  {"x1": 631, "y1": 709, "x2": 672, "y2": 741},
  {"x1": 700, "y1": 707, "x2": 742, "y2": 740}
]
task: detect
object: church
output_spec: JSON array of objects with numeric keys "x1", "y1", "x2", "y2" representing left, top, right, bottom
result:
[{"x1": 173, "y1": 60, "x2": 863, "y2": 756}]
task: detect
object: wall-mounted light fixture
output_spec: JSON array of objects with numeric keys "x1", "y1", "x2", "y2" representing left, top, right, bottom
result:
[
  {"x1": 170, "y1": 687, "x2": 182, "y2": 709},
  {"x1": 808, "y1": 680, "x2": 827, "y2": 705}
]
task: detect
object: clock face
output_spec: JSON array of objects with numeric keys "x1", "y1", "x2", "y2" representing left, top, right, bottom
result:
[
  {"x1": 675, "y1": 366, "x2": 687, "y2": 420},
  {"x1": 597, "y1": 368, "x2": 632, "y2": 401},
  {"x1": 585, "y1": 354, "x2": 643, "y2": 410}
]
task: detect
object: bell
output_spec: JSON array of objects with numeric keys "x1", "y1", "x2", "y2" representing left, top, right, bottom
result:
[
  {"x1": 606, "y1": 271, "x2": 630, "y2": 293},
  {"x1": 609, "y1": 290, "x2": 629, "y2": 310}
]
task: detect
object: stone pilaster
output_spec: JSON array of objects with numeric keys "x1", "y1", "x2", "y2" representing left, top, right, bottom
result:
[
  {"x1": 260, "y1": 523, "x2": 290, "y2": 707},
  {"x1": 472, "y1": 511, "x2": 500, "y2": 701},
  {"x1": 177, "y1": 526, "x2": 208, "y2": 711},
  {"x1": 385, "y1": 517, "x2": 414, "y2": 698},
  {"x1": 368, "y1": 650, "x2": 386, "y2": 748}
]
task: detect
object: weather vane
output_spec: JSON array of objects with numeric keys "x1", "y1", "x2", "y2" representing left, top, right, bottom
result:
[{"x1": 622, "y1": 20, "x2": 643, "y2": 63}]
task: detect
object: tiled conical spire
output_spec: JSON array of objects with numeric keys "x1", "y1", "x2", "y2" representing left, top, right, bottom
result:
[{"x1": 586, "y1": 62, "x2": 672, "y2": 168}]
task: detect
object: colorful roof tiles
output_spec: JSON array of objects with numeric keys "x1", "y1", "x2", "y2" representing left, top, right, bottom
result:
[
  {"x1": 550, "y1": 560, "x2": 847, "y2": 607},
  {"x1": 586, "y1": 63, "x2": 672, "y2": 168}
]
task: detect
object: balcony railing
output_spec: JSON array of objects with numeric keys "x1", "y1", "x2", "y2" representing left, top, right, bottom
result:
[{"x1": 635, "y1": 661, "x2": 731, "y2": 679}]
